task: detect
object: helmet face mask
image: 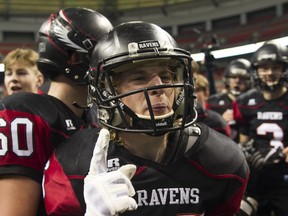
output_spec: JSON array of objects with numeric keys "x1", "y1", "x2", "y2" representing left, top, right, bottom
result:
[
  {"x1": 256, "y1": 62, "x2": 283, "y2": 91},
  {"x1": 89, "y1": 22, "x2": 197, "y2": 136},
  {"x1": 251, "y1": 42, "x2": 288, "y2": 92},
  {"x1": 37, "y1": 7, "x2": 113, "y2": 85},
  {"x1": 224, "y1": 58, "x2": 251, "y2": 96}
]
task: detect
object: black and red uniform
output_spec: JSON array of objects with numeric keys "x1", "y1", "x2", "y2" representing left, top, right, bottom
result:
[
  {"x1": 207, "y1": 93, "x2": 233, "y2": 116},
  {"x1": 196, "y1": 102, "x2": 231, "y2": 137},
  {"x1": 234, "y1": 88, "x2": 288, "y2": 215},
  {"x1": 207, "y1": 92, "x2": 239, "y2": 142},
  {"x1": 43, "y1": 123, "x2": 249, "y2": 216},
  {"x1": 0, "y1": 92, "x2": 88, "y2": 183}
]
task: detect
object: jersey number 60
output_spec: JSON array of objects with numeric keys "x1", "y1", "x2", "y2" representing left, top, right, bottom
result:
[{"x1": 0, "y1": 118, "x2": 33, "y2": 156}]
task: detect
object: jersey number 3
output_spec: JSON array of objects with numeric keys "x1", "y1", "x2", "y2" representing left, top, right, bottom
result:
[
  {"x1": 0, "y1": 118, "x2": 34, "y2": 156},
  {"x1": 257, "y1": 123, "x2": 284, "y2": 149}
]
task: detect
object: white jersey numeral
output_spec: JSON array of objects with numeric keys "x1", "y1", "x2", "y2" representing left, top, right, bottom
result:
[
  {"x1": 257, "y1": 123, "x2": 284, "y2": 149},
  {"x1": 0, "y1": 118, "x2": 8, "y2": 155},
  {"x1": 0, "y1": 117, "x2": 34, "y2": 156}
]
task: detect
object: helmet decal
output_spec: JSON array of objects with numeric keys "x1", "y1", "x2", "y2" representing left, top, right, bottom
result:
[
  {"x1": 37, "y1": 8, "x2": 113, "y2": 85},
  {"x1": 137, "y1": 41, "x2": 160, "y2": 49},
  {"x1": 257, "y1": 53, "x2": 276, "y2": 62},
  {"x1": 53, "y1": 17, "x2": 87, "y2": 53}
]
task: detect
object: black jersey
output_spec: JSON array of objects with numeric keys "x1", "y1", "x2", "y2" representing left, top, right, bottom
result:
[
  {"x1": 234, "y1": 88, "x2": 288, "y2": 188},
  {"x1": 196, "y1": 102, "x2": 231, "y2": 137},
  {"x1": 207, "y1": 93, "x2": 240, "y2": 142},
  {"x1": 0, "y1": 92, "x2": 88, "y2": 183},
  {"x1": 207, "y1": 93, "x2": 233, "y2": 115},
  {"x1": 43, "y1": 123, "x2": 249, "y2": 216}
]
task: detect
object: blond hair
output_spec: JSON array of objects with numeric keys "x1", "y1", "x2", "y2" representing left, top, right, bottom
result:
[
  {"x1": 192, "y1": 60, "x2": 200, "y2": 74},
  {"x1": 194, "y1": 73, "x2": 209, "y2": 93},
  {"x1": 3, "y1": 48, "x2": 41, "y2": 75}
]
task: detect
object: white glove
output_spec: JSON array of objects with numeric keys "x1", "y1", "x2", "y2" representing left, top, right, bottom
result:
[{"x1": 84, "y1": 128, "x2": 138, "y2": 216}]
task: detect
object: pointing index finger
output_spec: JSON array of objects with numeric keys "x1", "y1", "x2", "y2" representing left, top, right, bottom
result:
[{"x1": 88, "y1": 128, "x2": 110, "y2": 175}]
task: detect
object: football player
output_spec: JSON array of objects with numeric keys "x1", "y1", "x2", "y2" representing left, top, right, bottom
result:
[
  {"x1": 194, "y1": 73, "x2": 231, "y2": 137},
  {"x1": 207, "y1": 58, "x2": 251, "y2": 142},
  {"x1": 3, "y1": 48, "x2": 44, "y2": 95},
  {"x1": 234, "y1": 41, "x2": 288, "y2": 216},
  {"x1": 43, "y1": 21, "x2": 249, "y2": 216},
  {"x1": 0, "y1": 8, "x2": 112, "y2": 216}
]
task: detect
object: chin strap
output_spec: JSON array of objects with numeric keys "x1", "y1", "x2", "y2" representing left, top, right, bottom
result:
[
  {"x1": 72, "y1": 101, "x2": 90, "y2": 109},
  {"x1": 73, "y1": 93, "x2": 94, "y2": 109},
  {"x1": 229, "y1": 89, "x2": 241, "y2": 97}
]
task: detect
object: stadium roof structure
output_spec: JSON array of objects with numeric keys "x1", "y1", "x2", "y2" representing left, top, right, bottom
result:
[{"x1": 0, "y1": 0, "x2": 233, "y2": 21}]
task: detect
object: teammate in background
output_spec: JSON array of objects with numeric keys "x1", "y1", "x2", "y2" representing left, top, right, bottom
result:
[
  {"x1": 207, "y1": 58, "x2": 251, "y2": 142},
  {"x1": 3, "y1": 48, "x2": 44, "y2": 95},
  {"x1": 234, "y1": 41, "x2": 288, "y2": 216},
  {"x1": 43, "y1": 21, "x2": 249, "y2": 216},
  {"x1": 0, "y1": 8, "x2": 113, "y2": 216},
  {"x1": 194, "y1": 72, "x2": 231, "y2": 137}
]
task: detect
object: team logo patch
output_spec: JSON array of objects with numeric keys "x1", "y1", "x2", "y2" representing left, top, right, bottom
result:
[
  {"x1": 247, "y1": 98, "x2": 256, "y2": 106},
  {"x1": 107, "y1": 158, "x2": 120, "y2": 171},
  {"x1": 65, "y1": 119, "x2": 76, "y2": 130},
  {"x1": 138, "y1": 40, "x2": 160, "y2": 49}
]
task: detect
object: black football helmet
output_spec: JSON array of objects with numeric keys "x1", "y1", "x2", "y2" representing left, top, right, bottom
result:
[
  {"x1": 89, "y1": 21, "x2": 197, "y2": 136},
  {"x1": 37, "y1": 7, "x2": 113, "y2": 85},
  {"x1": 224, "y1": 58, "x2": 251, "y2": 96},
  {"x1": 251, "y1": 41, "x2": 288, "y2": 91}
]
